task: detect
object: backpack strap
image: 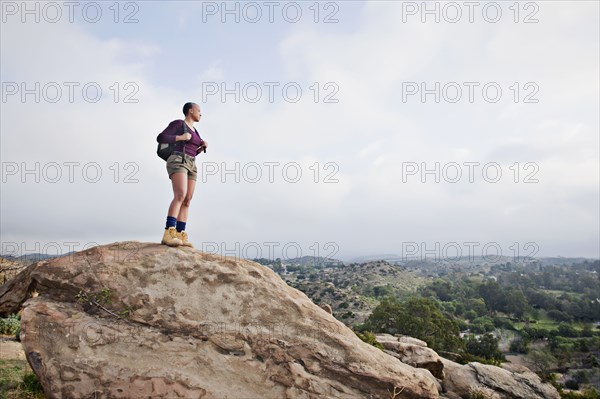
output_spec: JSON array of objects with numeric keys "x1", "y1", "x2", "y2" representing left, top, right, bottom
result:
[{"x1": 180, "y1": 120, "x2": 186, "y2": 164}]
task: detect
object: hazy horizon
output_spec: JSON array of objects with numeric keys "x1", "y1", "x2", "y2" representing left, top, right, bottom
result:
[{"x1": 1, "y1": 242, "x2": 598, "y2": 265}]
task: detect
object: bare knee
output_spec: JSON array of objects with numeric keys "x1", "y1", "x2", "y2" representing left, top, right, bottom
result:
[
  {"x1": 173, "y1": 190, "x2": 186, "y2": 204},
  {"x1": 182, "y1": 195, "x2": 193, "y2": 207}
]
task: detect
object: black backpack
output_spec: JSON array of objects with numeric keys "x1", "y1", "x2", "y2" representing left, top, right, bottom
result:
[
  {"x1": 157, "y1": 122, "x2": 205, "y2": 161},
  {"x1": 156, "y1": 121, "x2": 185, "y2": 162},
  {"x1": 157, "y1": 142, "x2": 178, "y2": 162}
]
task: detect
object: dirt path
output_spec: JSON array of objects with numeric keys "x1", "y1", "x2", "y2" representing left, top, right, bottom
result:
[{"x1": 0, "y1": 337, "x2": 26, "y2": 360}]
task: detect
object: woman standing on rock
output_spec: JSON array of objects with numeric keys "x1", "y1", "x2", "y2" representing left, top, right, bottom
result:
[{"x1": 156, "y1": 102, "x2": 207, "y2": 247}]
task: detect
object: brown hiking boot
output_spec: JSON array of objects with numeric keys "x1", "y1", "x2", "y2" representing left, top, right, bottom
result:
[
  {"x1": 177, "y1": 231, "x2": 194, "y2": 247},
  {"x1": 161, "y1": 227, "x2": 182, "y2": 247}
]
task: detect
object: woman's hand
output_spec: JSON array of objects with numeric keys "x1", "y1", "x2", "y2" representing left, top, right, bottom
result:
[
  {"x1": 177, "y1": 133, "x2": 192, "y2": 141},
  {"x1": 197, "y1": 140, "x2": 208, "y2": 155}
]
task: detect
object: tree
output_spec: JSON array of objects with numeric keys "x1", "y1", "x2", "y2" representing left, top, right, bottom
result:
[
  {"x1": 557, "y1": 322, "x2": 578, "y2": 338},
  {"x1": 464, "y1": 310, "x2": 478, "y2": 321},
  {"x1": 467, "y1": 298, "x2": 488, "y2": 317},
  {"x1": 464, "y1": 333, "x2": 504, "y2": 361},
  {"x1": 363, "y1": 296, "x2": 463, "y2": 352},
  {"x1": 470, "y1": 316, "x2": 495, "y2": 333},
  {"x1": 478, "y1": 281, "x2": 505, "y2": 313},
  {"x1": 504, "y1": 289, "x2": 528, "y2": 318},
  {"x1": 425, "y1": 279, "x2": 453, "y2": 301},
  {"x1": 547, "y1": 309, "x2": 572, "y2": 322}
]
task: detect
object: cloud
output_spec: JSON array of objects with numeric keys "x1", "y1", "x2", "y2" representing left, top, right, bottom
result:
[{"x1": 1, "y1": 2, "x2": 598, "y2": 260}]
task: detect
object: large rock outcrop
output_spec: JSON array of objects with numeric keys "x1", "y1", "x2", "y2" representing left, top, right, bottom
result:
[
  {"x1": 376, "y1": 334, "x2": 444, "y2": 379},
  {"x1": 375, "y1": 334, "x2": 560, "y2": 399},
  {"x1": 0, "y1": 241, "x2": 438, "y2": 399},
  {"x1": 441, "y1": 358, "x2": 561, "y2": 399}
]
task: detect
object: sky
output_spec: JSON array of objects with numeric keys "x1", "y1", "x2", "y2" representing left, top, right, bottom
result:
[{"x1": 1, "y1": 1, "x2": 598, "y2": 262}]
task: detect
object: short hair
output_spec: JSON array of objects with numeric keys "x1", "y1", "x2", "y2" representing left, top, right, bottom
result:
[{"x1": 182, "y1": 102, "x2": 196, "y2": 116}]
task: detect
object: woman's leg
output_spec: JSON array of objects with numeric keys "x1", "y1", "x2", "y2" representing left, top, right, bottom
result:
[
  {"x1": 168, "y1": 172, "x2": 188, "y2": 218},
  {"x1": 176, "y1": 178, "x2": 196, "y2": 223},
  {"x1": 162, "y1": 172, "x2": 188, "y2": 246}
]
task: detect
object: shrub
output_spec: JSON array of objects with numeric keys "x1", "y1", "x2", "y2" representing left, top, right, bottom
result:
[
  {"x1": 464, "y1": 310, "x2": 478, "y2": 320},
  {"x1": 557, "y1": 323, "x2": 579, "y2": 338},
  {"x1": 526, "y1": 348, "x2": 557, "y2": 378},
  {"x1": 523, "y1": 326, "x2": 552, "y2": 340},
  {"x1": 492, "y1": 316, "x2": 515, "y2": 330},
  {"x1": 0, "y1": 314, "x2": 20, "y2": 335},
  {"x1": 468, "y1": 386, "x2": 496, "y2": 399},
  {"x1": 460, "y1": 352, "x2": 503, "y2": 366},
  {"x1": 509, "y1": 335, "x2": 531, "y2": 354},
  {"x1": 560, "y1": 387, "x2": 600, "y2": 399},
  {"x1": 564, "y1": 379, "x2": 580, "y2": 390},
  {"x1": 470, "y1": 317, "x2": 495, "y2": 334}
]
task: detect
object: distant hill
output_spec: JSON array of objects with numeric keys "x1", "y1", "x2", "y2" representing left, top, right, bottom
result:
[
  {"x1": 251, "y1": 255, "x2": 343, "y2": 271},
  {"x1": 535, "y1": 257, "x2": 597, "y2": 266},
  {"x1": 386, "y1": 256, "x2": 598, "y2": 278},
  {"x1": 284, "y1": 256, "x2": 344, "y2": 268},
  {"x1": 346, "y1": 254, "x2": 401, "y2": 263},
  {"x1": 1, "y1": 253, "x2": 64, "y2": 265}
]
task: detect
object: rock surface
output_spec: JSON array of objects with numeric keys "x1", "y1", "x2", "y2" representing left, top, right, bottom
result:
[
  {"x1": 440, "y1": 358, "x2": 560, "y2": 399},
  {"x1": 0, "y1": 256, "x2": 27, "y2": 285},
  {"x1": 319, "y1": 303, "x2": 333, "y2": 315},
  {"x1": 376, "y1": 334, "x2": 444, "y2": 379},
  {"x1": 0, "y1": 241, "x2": 438, "y2": 399}
]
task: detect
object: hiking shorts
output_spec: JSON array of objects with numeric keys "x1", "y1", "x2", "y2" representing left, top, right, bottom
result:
[{"x1": 166, "y1": 152, "x2": 197, "y2": 181}]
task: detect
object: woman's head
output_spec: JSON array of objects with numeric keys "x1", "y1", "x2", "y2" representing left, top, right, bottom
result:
[{"x1": 183, "y1": 102, "x2": 202, "y2": 122}]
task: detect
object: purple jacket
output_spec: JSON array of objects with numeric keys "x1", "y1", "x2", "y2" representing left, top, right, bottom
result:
[{"x1": 156, "y1": 119, "x2": 204, "y2": 157}]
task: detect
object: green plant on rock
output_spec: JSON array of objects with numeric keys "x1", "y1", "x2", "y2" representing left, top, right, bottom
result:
[
  {"x1": 560, "y1": 387, "x2": 600, "y2": 399},
  {"x1": 75, "y1": 288, "x2": 132, "y2": 320},
  {"x1": 467, "y1": 386, "x2": 496, "y2": 399},
  {"x1": 459, "y1": 352, "x2": 503, "y2": 366},
  {"x1": 354, "y1": 330, "x2": 384, "y2": 350}
]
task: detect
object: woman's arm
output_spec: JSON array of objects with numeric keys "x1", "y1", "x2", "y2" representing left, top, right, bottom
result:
[{"x1": 156, "y1": 120, "x2": 183, "y2": 144}]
